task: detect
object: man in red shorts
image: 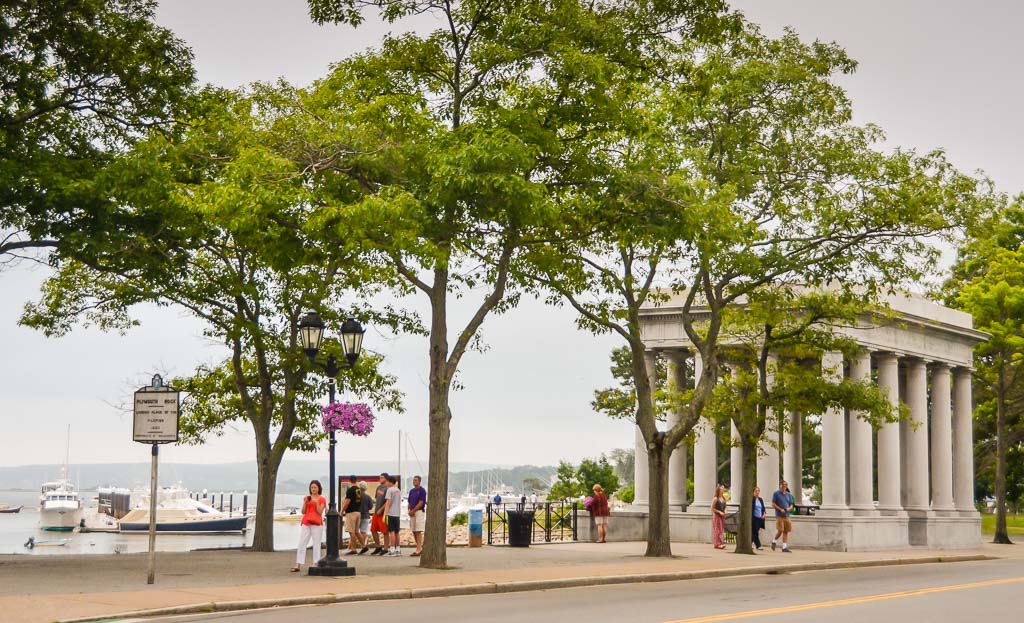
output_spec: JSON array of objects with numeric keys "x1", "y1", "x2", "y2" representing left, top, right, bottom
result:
[{"x1": 370, "y1": 472, "x2": 390, "y2": 556}]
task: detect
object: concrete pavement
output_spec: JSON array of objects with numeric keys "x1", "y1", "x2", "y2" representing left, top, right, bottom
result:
[
  {"x1": 0, "y1": 542, "x2": 1010, "y2": 623},
  {"x1": 149, "y1": 557, "x2": 1024, "y2": 623}
]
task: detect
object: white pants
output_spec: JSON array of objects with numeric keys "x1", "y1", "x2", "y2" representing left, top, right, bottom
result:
[{"x1": 296, "y1": 523, "x2": 323, "y2": 565}]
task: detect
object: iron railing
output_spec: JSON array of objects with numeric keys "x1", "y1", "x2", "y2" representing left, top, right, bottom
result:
[{"x1": 485, "y1": 501, "x2": 578, "y2": 545}]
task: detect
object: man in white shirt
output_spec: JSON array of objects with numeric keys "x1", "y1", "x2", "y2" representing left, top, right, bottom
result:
[{"x1": 381, "y1": 475, "x2": 402, "y2": 556}]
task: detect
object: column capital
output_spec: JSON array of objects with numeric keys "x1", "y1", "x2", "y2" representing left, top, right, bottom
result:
[
  {"x1": 929, "y1": 361, "x2": 952, "y2": 371},
  {"x1": 664, "y1": 349, "x2": 689, "y2": 365}
]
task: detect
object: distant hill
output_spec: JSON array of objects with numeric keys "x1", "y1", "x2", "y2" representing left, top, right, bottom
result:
[{"x1": 0, "y1": 460, "x2": 555, "y2": 495}]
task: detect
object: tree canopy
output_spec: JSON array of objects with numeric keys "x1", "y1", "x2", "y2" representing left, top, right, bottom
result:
[{"x1": 1, "y1": 0, "x2": 195, "y2": 265}]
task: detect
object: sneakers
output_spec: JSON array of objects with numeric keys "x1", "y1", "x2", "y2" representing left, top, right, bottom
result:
[
  {"x1": 358, "y1": 547, "x2": 369, "y2": 555},
  {"x1": 782, "y1": 547, "x2": 792, "y2": 553},
  {"x1": 372, "y1": 547, "x2": 386, "y2": 556},
  {"x1": 770, "y1": 541, "x2": 776, "y2": 551},
  {"x1": 388, "y1": 549, "x2": 402, "y2": 557}
]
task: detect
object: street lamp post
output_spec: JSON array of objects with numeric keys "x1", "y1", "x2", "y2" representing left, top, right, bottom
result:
[{"x1": 298, "y1": 311, "x2": 365, "y2": 577}]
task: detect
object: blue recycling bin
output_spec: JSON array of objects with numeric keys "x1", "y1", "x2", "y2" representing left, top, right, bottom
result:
[{"x1": 469, "y1": 508, "x2": 483, "y2": 546}]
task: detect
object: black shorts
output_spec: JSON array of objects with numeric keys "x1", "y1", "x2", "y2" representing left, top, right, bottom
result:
[{"x1": 387, "y1": 515, "x2": 400, "y2": 533}]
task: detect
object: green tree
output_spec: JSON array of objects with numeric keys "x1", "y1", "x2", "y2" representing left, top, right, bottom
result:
[
  {"x1": 578, "y1": 457, "x2": 620, "y2": 497},
  {"x1": 955, "y1": 243, "x2": 1024, "y2": 544},
  {"x1": 702, "y1": 289, "x2": 901, "y2": 554},
  {"x1": 527, "y1": 23, "x2": 981, "y2": 557},
  {"x1": 297, "y1": 0, "x2": 731, "y2": 569},
  {"x1": 548, "y1": 461, "x2": 584, "y2": 501},
  {"x1": 1, "y1": 0, "x2": 194, "y2": 265},
  {"x1": 549, "y1": 457, "x2": 620, "y2": 500},
  {"x1": 20, "y1": 89, "x2": 405, "y2": 551}
]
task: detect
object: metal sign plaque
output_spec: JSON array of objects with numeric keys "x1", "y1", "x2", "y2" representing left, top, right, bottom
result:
[{"x1": 133, "y1": 375, "x2": 180, "y2": 444}]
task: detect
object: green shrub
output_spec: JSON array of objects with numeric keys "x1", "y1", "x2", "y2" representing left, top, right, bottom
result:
[
  {"x1": 450, "y1": 511, "x2": 468, "y2": 526},
  {"x1": 617, "y1": 483, "x2": 635, "y2": 504}
]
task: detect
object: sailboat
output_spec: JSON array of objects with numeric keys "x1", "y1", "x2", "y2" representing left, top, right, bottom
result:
[{"x1": 38, "y1": 426, "x2": 83, "y2": 531}]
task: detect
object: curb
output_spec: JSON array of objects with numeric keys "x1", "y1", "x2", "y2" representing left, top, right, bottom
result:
[{"x1": 57, "y1": 554, "x2": 993, "y2": 623}]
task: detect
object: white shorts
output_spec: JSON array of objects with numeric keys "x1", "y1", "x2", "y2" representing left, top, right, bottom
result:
[
  {"x1": 594, "y1": 516, "x2": 608, "y2": 526},
  {"x1": 410, "y1": 510, "x2": 425, "y2": 532},
  {"x1": 359, "y1": 517, "x2": 370, "y2": 533}
]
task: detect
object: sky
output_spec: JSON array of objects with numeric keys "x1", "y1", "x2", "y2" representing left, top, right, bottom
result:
[{"x1": 2, "y1": 0, "x2": 1022, "y2": 469}]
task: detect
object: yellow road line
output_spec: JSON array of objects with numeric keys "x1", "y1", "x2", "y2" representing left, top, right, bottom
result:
[{"x1": 661, "y1": 576, "x2": 1024, "y2": 623}]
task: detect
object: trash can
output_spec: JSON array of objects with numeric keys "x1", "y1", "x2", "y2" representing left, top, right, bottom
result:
[
  {"x1": 506, "y1": 509, "x2": 535, "y2": 547},
  {"x1": 468, "y1": 508, "x2": 483, "y2": 548}
]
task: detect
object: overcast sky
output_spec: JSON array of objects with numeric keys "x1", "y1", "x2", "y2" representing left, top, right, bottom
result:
[{"x1": 2, "y1": 0, "x2": 1022, "y2": 469}]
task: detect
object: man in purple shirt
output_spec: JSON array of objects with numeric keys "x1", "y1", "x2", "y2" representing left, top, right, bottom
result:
[{"x1": 408, "y1": 475, "x2": 427, "y2": 557}]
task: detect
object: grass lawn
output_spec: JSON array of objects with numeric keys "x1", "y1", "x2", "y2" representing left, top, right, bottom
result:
[{"x1": 980, "y1": 513, "x2": 1024, "y2": 535}]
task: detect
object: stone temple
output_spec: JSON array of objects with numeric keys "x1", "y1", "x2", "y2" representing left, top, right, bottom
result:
[{"x1": 616, "y1": 290, "x2": 984, "y2": 550}]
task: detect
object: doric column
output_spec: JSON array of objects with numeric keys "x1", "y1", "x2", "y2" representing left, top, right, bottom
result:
[
  {"x1": 757, "y1": 357, "x2": 780, "y2": 501},
  {"x1": 876, "y1": 352, "x2": 902, "y2": 513},
  {"x1": 666, "y1": 351, "x2": 689, "y2": 510},
  {"x1": 820, "y1": 351, "x2": 849, "y2": 511},
  {"x1": 730, "y1": 420, "x2": 744, "y2": 496},
  {"x1": 904, "y1": 358, "x2": 931, "y2": 512},
  {"x1": 633, "y1": 426, "x2": 649, "y2": 508},
  {"x1": 783, "y1": 410, "x2": 803, "y2": 505},
  {"x1": 848, "y1": 351, "x2": 875, "y2": 513},
  {"x1": 691, "y1": 351, "x2": 717, "y2": 511},
  {"x1": 952, "y1": 367, "x2": 976, "y2": 513},
  {"x1": 930, "y1": 364, "x2": 955, "y2": 512}
]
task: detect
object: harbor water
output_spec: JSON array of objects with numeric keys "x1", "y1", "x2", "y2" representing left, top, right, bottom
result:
[{"x1": 0, "y1": 490, "x2": 313, "y2": 555}]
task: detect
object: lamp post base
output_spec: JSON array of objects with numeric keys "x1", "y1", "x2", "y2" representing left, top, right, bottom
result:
[{"x1": 307, "y1": 558, "x2": 356, "y2": 576}]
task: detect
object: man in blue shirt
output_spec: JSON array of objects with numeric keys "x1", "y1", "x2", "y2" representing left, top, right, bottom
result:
[
  {"x1": 408, "y1": 475, "x2": 426, "y2": 557},
  {"x1": 771, "y1": 480, "x2": 795, "y2": 552}
]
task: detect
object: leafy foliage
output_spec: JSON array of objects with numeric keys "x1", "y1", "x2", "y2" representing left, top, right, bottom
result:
[
  {"x1": 1, "y1": 0, "x2": 195, "y2": 264},
  {"x1": 549, "y1": 457, "x2": 620, "y2": 500}
]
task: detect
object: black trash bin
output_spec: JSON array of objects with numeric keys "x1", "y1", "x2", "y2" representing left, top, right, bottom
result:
[{"x1": 506, "y1": 509, "x2": 535, "y2": 547}]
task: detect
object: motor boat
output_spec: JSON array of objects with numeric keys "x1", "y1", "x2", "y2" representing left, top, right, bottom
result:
[
  {"x1": 39, "y1": 425, "x2": 83, "y2": 531},
  {"x1": 39, "y1": 480, "x2": 83, "y2": 531},
  {"x1": 0, "y1": 504, "x2": 23, "y2": 514},
  {"x1": 119, "y1": 486, "x2": 250, "y2": 534}
]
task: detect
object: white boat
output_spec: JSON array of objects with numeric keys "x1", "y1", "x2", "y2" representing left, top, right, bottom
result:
[
  {"x1": 39, "y1": 480, "x2": 83, "y2": 531},
  {"x1": 119, "y1": 485, "x2": 251, "y2": 534},
  {"x1": 39, "y1": 426, "x2": 82, "y2": 531}
]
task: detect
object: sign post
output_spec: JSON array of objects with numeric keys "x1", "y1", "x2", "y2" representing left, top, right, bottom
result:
[{"x1": 133, "y1": 374, "x2": 180, "y2": 585}]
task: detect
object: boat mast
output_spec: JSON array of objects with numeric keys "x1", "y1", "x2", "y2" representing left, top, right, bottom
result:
[{"x1": 62, "y1": 424, "x2": 71, "y2": 482}]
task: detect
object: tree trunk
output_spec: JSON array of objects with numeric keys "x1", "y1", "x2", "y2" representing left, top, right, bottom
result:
[
  {"x1": 994, "y1": 378, "x2": 1012, "y2": 544},
  {"x1": 645, "y1": 442, "x2": 673, "y2": 557},
  {"x1": 251, "y1": 451, "x2": 280, "y2": 552},
  {"x1": 420, "y1": 284, "x2": 452, "y2": 569},
  {"x1": 733, "y1": 436, "x2": 757, "y2": 554}
]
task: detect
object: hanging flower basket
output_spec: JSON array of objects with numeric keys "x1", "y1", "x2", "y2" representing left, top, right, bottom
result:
[{"x1": 321, "y1": 402, "x2": 375, "y2": 437}]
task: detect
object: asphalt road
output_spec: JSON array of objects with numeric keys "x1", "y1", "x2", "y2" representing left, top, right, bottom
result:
[{"x1": 145, "y1": 557, "x2": 1023, "y2": 623}]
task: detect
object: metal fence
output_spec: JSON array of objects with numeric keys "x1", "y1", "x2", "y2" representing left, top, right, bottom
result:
[{"x1": 486, "y1": 502, "x2": 578, "y2": 545}]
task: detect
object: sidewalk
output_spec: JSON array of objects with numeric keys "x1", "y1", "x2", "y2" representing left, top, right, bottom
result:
[{"x1": 0, "y1": 542, "x2": 1009, "y2": 623}]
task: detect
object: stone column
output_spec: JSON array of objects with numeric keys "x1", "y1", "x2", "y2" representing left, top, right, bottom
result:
[
  {"x1": 666, "y1": 351, "x2": 689, "y2": 511},
  {"x1": 930, "y1": 364, "x2": 955, "y2": 513},
  {"x1": 876, "y1": 352, "x2": 902, "y2": 514},
  {"x1": 952, "y1": 367, "x2": 976, "y2": 514},
  {"x1": 757, "y1": 357, "x2": 780, "y2": 501},
  {"x1": 848, "y1": 351, "x2": 875, "y2": 513},
  {"x1": 633, "y1": 351, "x2": 658, "y2": 508},
  {"x1": 691, "y1": 351, "x2": 717, "y2": 512},
  {"x1": 904, "y1": 358, "x2": 931, "y2": 512},
  {"x1": 633, "y1": 426, "x2": 649, "y2": 508},
  {"x1": 820, "y1": 351, "x2": 849, "y2": 512},
  {"x1": 730, "y1": 420, "x2": 744, "y2": 496},
  {"x1": 783, "y1": 410, "x2": 803, "y2": 505}
]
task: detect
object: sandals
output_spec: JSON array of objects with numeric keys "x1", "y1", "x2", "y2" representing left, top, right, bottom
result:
[{"x1": 290, "y1": 566, "x2": 301, "y2": 572}]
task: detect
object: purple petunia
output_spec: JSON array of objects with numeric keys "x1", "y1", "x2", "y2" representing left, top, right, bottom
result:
[{"x1": 321, "y1": 402, "x2": 375, "y2": 437}]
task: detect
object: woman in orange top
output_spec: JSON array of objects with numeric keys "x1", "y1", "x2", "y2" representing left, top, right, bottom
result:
[
  {"x1": 292, "y1": 480, "x2": 326, "y2": 572},
  {"x1": 591, "y1": 484, "x2": 611, "y2": 543}
]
